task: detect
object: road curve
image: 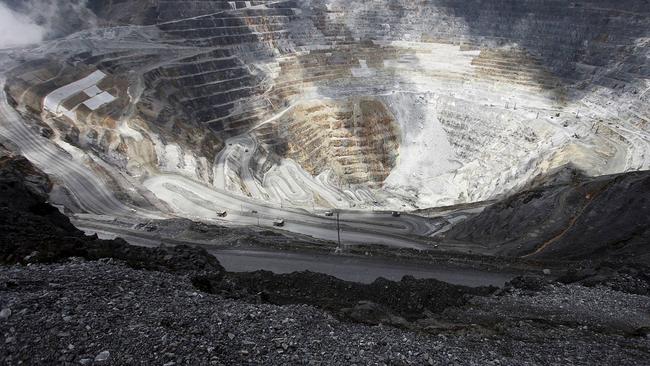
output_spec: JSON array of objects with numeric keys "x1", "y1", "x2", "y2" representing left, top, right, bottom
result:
[
  {"x1": 0, "y1": 88, "x2": 126, "y2": 215},
  {"x1": 0, "y1": 82, "x2": 162, "y2": 219},
  {"x1": 0, "y1": 79, "x2": 461, "y2": 251},
  {"x1": 144, "y1": 174, "x2": 443, "y2": 249}
]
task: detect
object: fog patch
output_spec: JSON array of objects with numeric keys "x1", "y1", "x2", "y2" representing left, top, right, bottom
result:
[
  {"x1": 0, "y1": 0, "x2": 96, "y2": 49},
  {"x1": 0, "y1": 2, "x2": 46, "y2": 49}
]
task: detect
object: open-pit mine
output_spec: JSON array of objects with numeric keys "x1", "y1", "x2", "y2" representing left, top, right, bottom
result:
[
  {"x1": 1, "y1": 1, "x2": 650, "y2": 365},
  {"x1": 0, "y1": 0, "x2": 648, "y2": 251}
]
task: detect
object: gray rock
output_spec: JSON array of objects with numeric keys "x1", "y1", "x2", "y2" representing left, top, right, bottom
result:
[
  {"x1": 94, "y1": 350, "x2": 110, "y2": 362},
  {"x1": 1, "y1": 258, "x2": 649, "y2": 365},
  {"x1": 0, "y1": 308, "x2": 11, "y2": 320}
]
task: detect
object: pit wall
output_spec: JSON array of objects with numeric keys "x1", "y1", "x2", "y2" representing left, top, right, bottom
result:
[{"x1": 6, "y1": 0, "x2": 649, "y2": 209}]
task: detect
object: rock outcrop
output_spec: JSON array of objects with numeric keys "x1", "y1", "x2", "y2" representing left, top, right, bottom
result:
[{"x1": 444, "y1": 170, "x2": 650, "y2": 263}]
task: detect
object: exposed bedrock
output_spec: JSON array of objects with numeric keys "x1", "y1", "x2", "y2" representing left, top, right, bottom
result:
[
  {"x1": 254, "y1": 98, "x2": 400, "y2": 186},
  {"x1": 443, "y1": 170, "x2": 650, "y2": 264},
  {"x1": 2, "y1": 0, "x2": 649, "y2": 210}
]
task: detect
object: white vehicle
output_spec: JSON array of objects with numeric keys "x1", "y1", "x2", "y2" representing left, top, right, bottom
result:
[
  {"x1": 273, "y1": 218, "x2": 285, "y2": 227},
  {"x1": 324, "y1": 211, "x2": 334, "y2": 217}
]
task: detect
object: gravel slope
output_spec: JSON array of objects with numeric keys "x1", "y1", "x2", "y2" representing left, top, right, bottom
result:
[{"x1": 1, "y1": 260, "x2": 649, "y2": 366}]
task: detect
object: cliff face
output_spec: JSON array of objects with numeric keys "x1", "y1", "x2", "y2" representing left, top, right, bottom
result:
[
  {"x1": 444, "y1": 170, "x2": 650, "y2": 264},
  {"x1": 3, "y1": 0, "x2": 649, "y2": 209}
]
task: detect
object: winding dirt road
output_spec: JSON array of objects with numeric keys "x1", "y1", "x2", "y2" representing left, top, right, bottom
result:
[{"x1": 0, "y1": 80, "x2": 451, "y2": 250}]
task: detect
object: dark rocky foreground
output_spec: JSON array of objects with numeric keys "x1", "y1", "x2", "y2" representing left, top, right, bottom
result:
[
  {"x1": 2, "y1": 260, "x2": 650, "y2": 366},
  {"x1": 10, "y1": 255, "x2": 646, "y2": 366},
  {"x1": 1, "y1": 144, "x2": 650, "y2": 365}
]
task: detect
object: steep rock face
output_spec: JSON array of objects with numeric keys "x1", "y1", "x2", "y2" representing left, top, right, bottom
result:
[
  {"x1": 3, "y1": 0, "x2": 649, "y2": 210},
  {"x1": 444, "y1": 170, "x2": 650, "y2": 264},
  {"x1": 0, "y1": 142, "x2": 52, "y2": 210}
]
